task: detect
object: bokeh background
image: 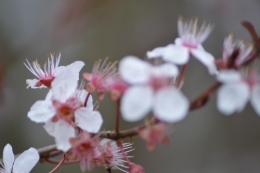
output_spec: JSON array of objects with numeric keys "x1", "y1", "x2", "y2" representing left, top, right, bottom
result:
[{"x1": 0, "y1": 0, "x2": 260, "y2": 173}]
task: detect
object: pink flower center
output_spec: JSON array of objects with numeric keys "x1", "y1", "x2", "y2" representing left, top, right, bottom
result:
[{"x1": 38, "y1": 76, "x2": 55, "y2": 88}]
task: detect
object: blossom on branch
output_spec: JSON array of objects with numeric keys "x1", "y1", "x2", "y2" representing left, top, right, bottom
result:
[
  {"x1": 119, "y1": 56, "x2": 189, "y2": 123},
  {"x1": 147, "y1": 17, "x2": 217, "y2": 75},
  {"x1": 217, "y1": 59, "x2": 260, "y2": 115},
  {"x1": 0, "y1": 144, "x2": 39, "y2": 173},
  {"x1": 27, "y1": 68, "x2": 103, "y2": 151},
  {"x1": 139, "y1": 122, "x2": 169, "y2": 151},
  {"x1": 83, "y1": 58, "x2": 117, "y2": 100},
  {"x1": 24, "y1": 53, "x2": 84, "y2": 89},
  {"x1": 93, "y1": 139, "x2": 134, "y2": 172}
]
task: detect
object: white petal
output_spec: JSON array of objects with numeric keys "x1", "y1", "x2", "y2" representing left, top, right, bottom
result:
[
  {"x1": 13, "y1": 148, "x2": 39, "y2": 173},
  {"x1": 49, "y1": 120, "x2": 75, "y2": 152},
  {"x1": 251, "y1": 84, "x2": 260, "y2": 116},
  {"x1": 191, "y1": 48, "x2": 218, "y2": 75},
  {"x1": 26, "y1": 79, "x2": 46, "y2": 89},
  {"x1": 121, "y1": 86, "x2": 153, "y2": 122},
  {"x1": 45, "y1": 90, "x2": 53, "y2": 100},
  {"x1": 217, "y1": 83, "x2": 250, "y2": 115},
  {"x1": 154, "y1": 87, "x2": 189, "y2": 122},
  {"x1": 161, "y1": 44, "x2": 190, "y2": 65},
  {"x1": 51, "y1": 68, "x2": 78, "y2": 102},
  {"x1": 65, "y1": 61, "x2": 85, "y2": 80},
  {"x1": 43, "y1": 120, "x2": 56, "y2": 137},
  {"x1": 27, "y1": 100, "x2": 55, "y2": 123},
  {"x1": 147, "y1": 46, "x2": 166, "y2": 59},
  {"x1": 119, "y1": 56, "x2": 151, "y2": 84},
  {"x1": 153, "y1": 63, "x2": 179, "y2": 77},
  {"x1": 146, "y1": 47, "x2": 164, "y2": 59},
  {"x1": 75, "y1": 108, "x2": 103, "y2": 133},
  {"x1": 217, "y1": 70, "x2": 243, "y2": 83},
  {"x1": 3, "y1": 144, "x2": 14, "y2": 173}
]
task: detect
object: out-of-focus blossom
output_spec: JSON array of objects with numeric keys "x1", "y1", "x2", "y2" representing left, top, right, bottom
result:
[
  {"x1": 28, "y1": 69, "x2": 103, "y2": 151},
  {"x1": 24, "y1": 53, "x2": 84, "y2": 89},
  {"x1": 147, "y1": 17, "x2": 217, "y2": 75},
  {"x1": 68, "y1": 132, "x2": 100, "y2": 172},
  {"x1": 93, "y1": 139, "x2": 133, "y2": 172},
  {"x1": 0, "y1": 144, "x2": 39, "y2": 173},
  {"x1": 217, "y1": 59, "x2": 260, "y2": 115},
  {"x1": 119, "y1": 56, "x2": 189, "y2": 123},
  {"x1": 129, "y1": 164, "x2": 145, "y2": 173},
  {"x1": 107, "y1": 74, "x2": 129, "y2": 101},
  {"x1": 220, "y1": 34, "x2": 253, "y2": 68},
  {"x1": 83, "y1": 58, "x2": 117, "y2": 100},
  {"x1": 139, "y1": 122, "x2": 169, "y2": 151}
]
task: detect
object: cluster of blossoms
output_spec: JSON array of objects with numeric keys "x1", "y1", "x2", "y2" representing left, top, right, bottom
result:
[{"x1": 1, "y1": 16, "x2": 260, "y2": 173}]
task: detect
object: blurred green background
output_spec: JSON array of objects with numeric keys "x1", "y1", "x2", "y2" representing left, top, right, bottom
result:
[{"x1": 0, "y1": 0, "x2": 260, "y2": 172}]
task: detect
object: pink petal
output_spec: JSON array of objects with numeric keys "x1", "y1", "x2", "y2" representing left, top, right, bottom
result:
[
  {"x1": 154, "y1": 87, "x2": 189, "y2": 122},
  {"x1": 27, "y1": 100, "x2": 55, "y2": 123},
  {"x1": 3, "y1": 144, "x2": 15, "y2": 173},
  {"x1": 13, "y1": 148, "x2": 39, "y2": 173},
  {"x1": 251, "y1": 84, "x2": 260, "y2": 116},
  {"x1": 217, "y1": 83, "x2": 250, "y2": 115},
  {"x1": 121, "y1": 86, "x2": 153, "y2": 122},
  {"x1": 75, "y1": 107, "x2": 103, "y2": 133},
  {"x1": 191, "y1": 48, "x2": 218, "y2": 75},
  {"x1": 119, "y1": 56, "x2": 151, "y2": 84}
]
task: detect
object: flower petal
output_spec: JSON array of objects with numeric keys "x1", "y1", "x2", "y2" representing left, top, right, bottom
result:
[
  {"x1": 65, "y1": 61, "x2": 85, "y2": 80},
  {"x1": 251, "y1": 84, "x2": 260, "y2": 116},
  {"x1": 27, "y1": 100, "x2": 55, "y2": 123},
  {"x1": 51, "y1": 68, "x2": 78, "y2": 102},
  {"x1": 217, "y1": 83, "x2": 250, "y2": 115},
  {"x1": 26, "y1": 79, "x2": 46, "y2": 89},
  {"x1": 44, "y1": 120, "x2": 75, "y2": 152},
  {"x1": 154, "y1": 87, "x2": 188, "y2": 122},
  {"x1": 217, "y1": 70, "x2": 243, "y2": 83},
  {"x1": 161, "y1": 44, "x2": 190, "y2": 65},
  {"x1": 119, "y1": 56, "x2": 151, "y2": 84},
  {"x1": 121, "y1": 86, "x2": 153, "y2": 122},
  {"x1": 75, "y1": 108, "x2": 103, "y2": 133},
  {"x1": 153, "y1": 63, "x2": 179, "y2": 77},
  {"x1": 191, "y1": 48, "x2": 218, "y2": 75},
  {"x1": 13, "y1": 148, "x2": 39, "y2": 173},
  {"x1": 147, "y1": 46, "x2": 167, "y2": 59},
  {"x1": 3, "y1": 144, "x2": 15, "y2": 173}
]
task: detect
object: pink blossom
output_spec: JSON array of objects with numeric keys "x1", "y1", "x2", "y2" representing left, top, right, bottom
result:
[
  {"x1": 139, "y1": 122, "x2": 169, "y2": 151},
  {"x1": 68, "y1": 132, "x2": 100, "y2": 172},
  {"x1": 147, "y1": 17, "x2": 217, "y2": 75},
  {"x1": 83, "y1": 58, "x2": 117, "y2": 100},
  {"x1": 129, "y1": 164, "x2": 145, "y2": 173},
  {"x1": 93, "y1": 139, "x2": 133, "y2": 172}
]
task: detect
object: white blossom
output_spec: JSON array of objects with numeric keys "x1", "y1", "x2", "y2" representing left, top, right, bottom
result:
[{"x1": 119, "y1": 56, "x2": 189, "y2": 123}]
